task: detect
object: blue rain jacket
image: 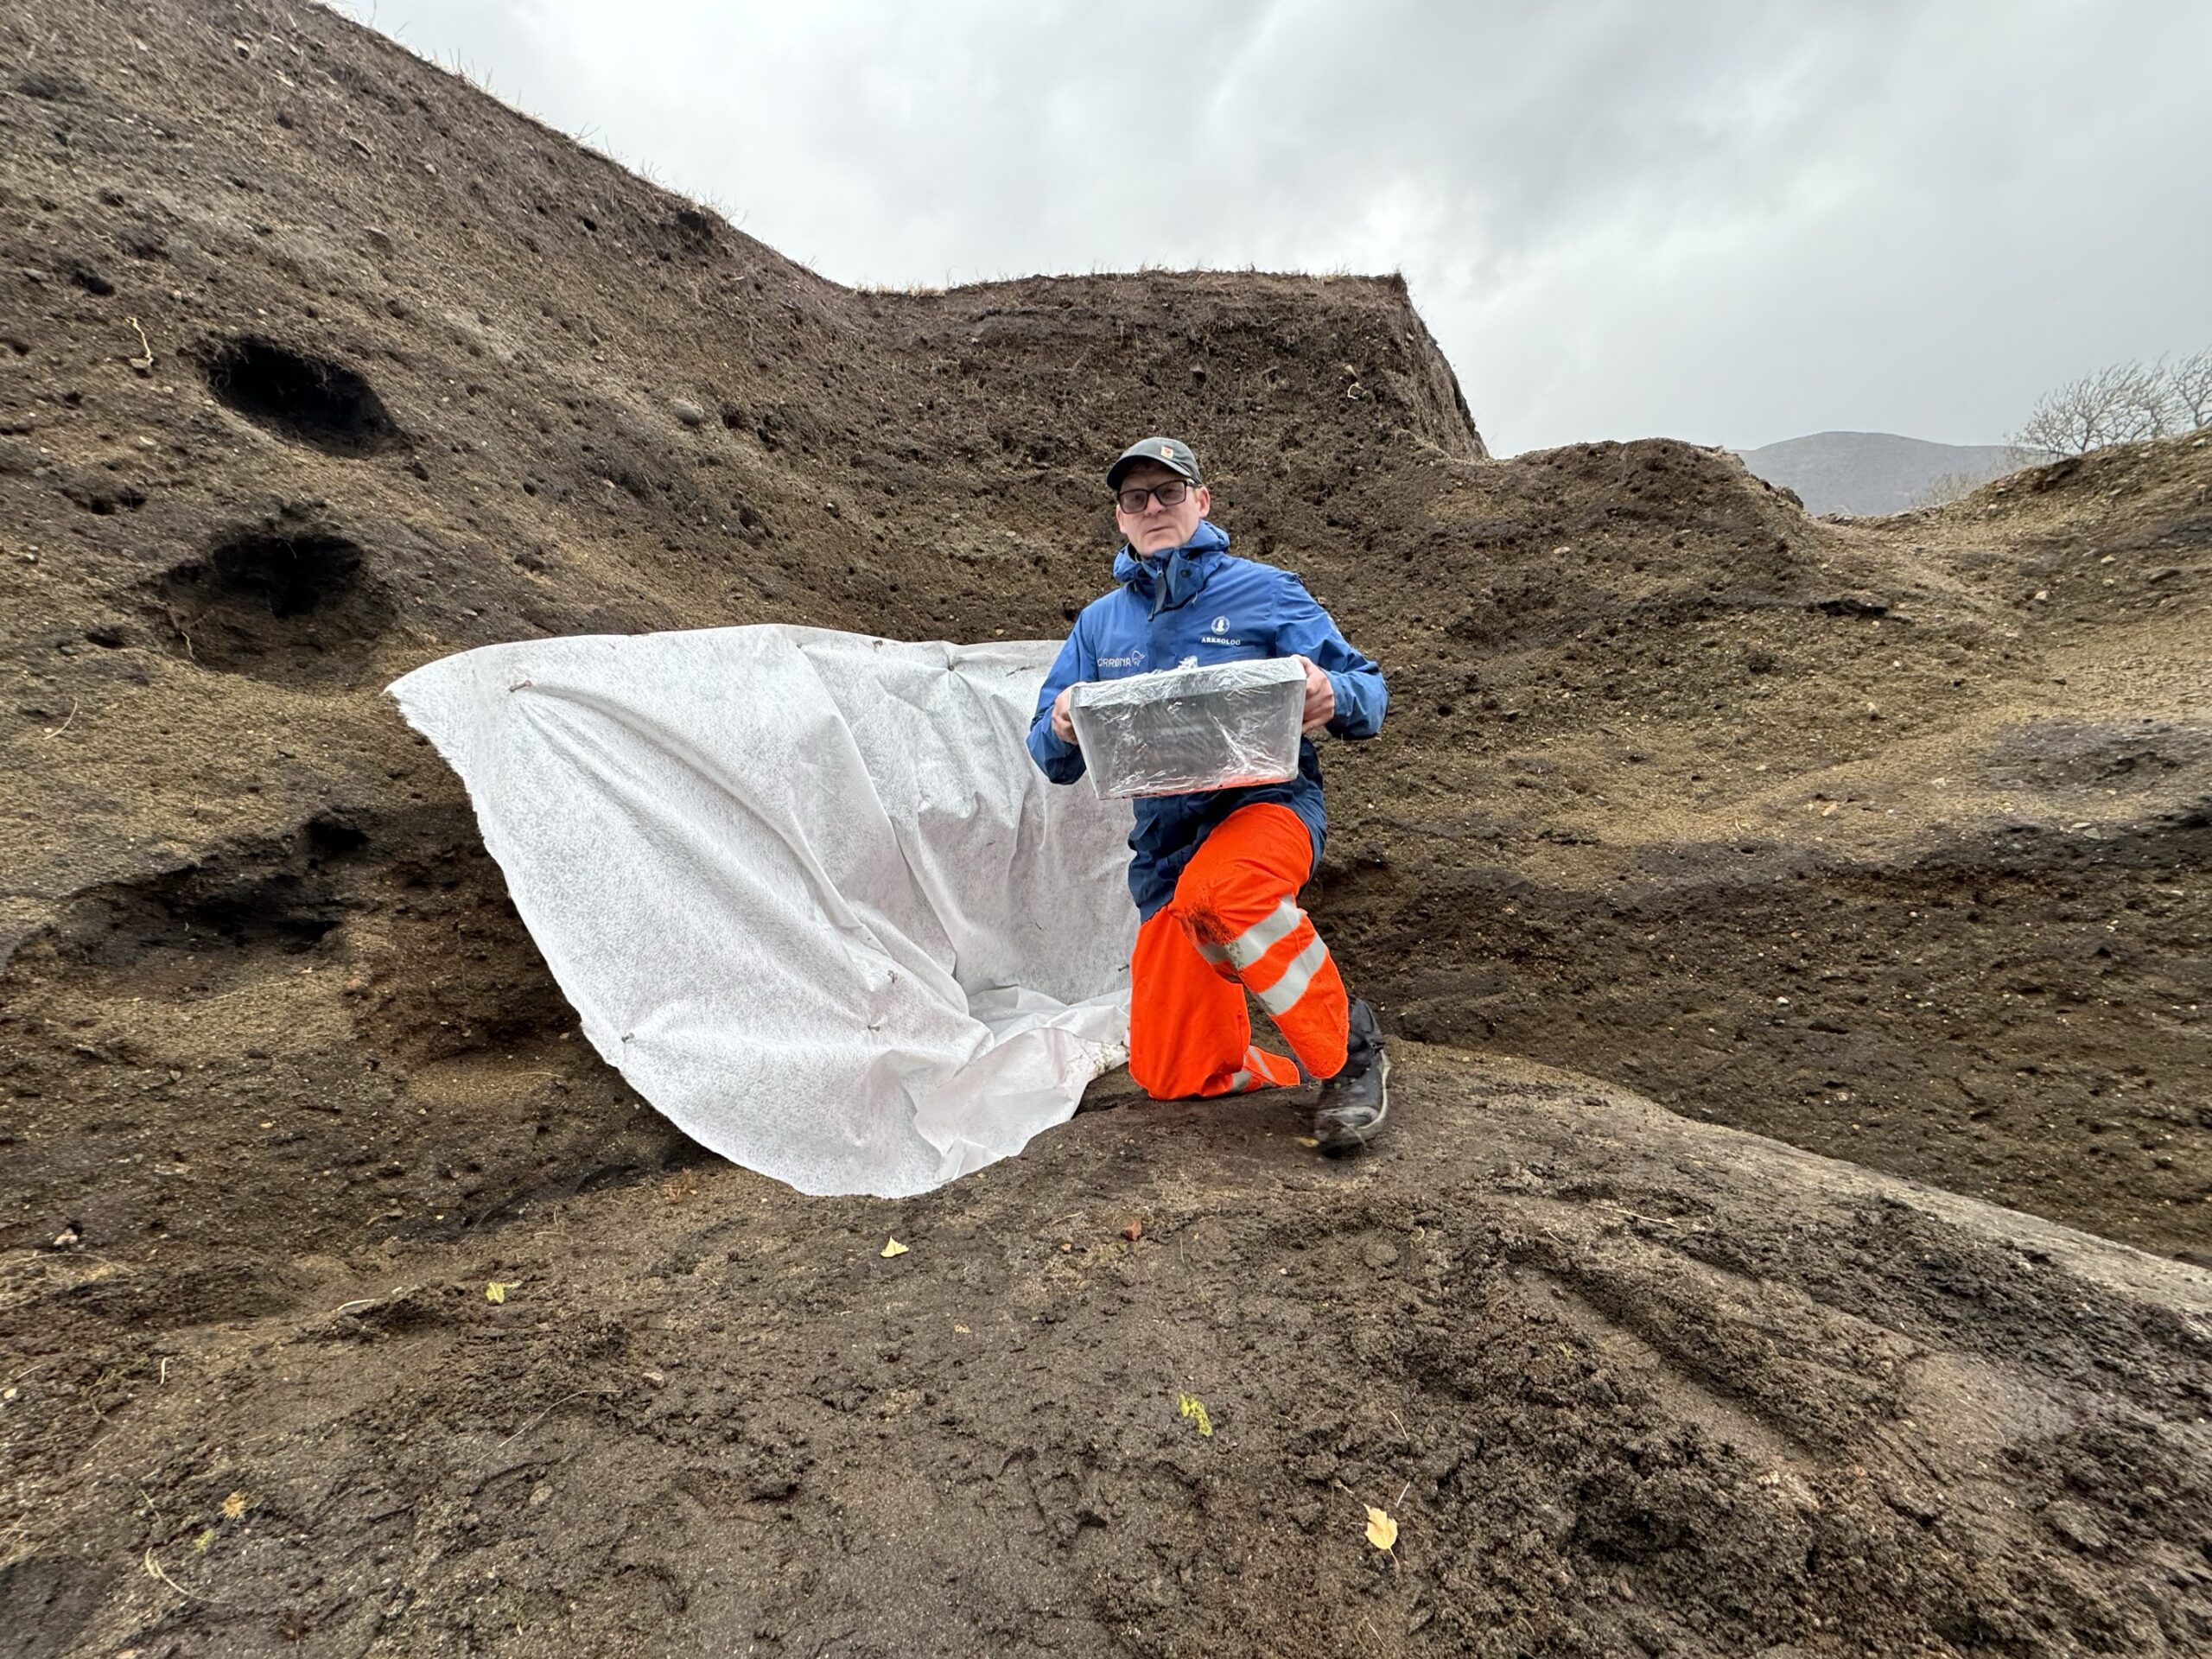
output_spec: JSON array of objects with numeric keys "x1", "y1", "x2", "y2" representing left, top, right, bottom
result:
[{"x1": 1026, "y1": 520, "x2": 1387, "y2": 919}]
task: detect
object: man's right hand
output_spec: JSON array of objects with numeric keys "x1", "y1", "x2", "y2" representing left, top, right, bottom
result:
[{"x1": 1051, "y1": 686, "x2": 1077, "y2": 746}]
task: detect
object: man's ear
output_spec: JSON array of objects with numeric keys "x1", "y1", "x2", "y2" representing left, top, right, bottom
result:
[{"x1": 1194, "y1": 486, "x2": 1211, "y2": 516}]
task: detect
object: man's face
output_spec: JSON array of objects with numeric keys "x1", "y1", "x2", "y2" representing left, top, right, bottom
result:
[{"x1": 1113, "y1": 461, "x2": 1210, "y2": 556}]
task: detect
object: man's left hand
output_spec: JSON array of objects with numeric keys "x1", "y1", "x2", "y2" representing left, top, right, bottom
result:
[{"x1": 1295, "y1": 655, "x2": 1335, "y2": 734}]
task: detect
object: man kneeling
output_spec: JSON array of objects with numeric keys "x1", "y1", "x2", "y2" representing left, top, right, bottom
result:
[{"x1": 1026, "y1": 435, "x2": 1391, "y2": 1152}]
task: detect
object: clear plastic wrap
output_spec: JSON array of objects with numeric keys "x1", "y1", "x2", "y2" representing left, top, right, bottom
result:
[{"x1": 1068, "y1": 658, "x2": 1306, "y2": 799}]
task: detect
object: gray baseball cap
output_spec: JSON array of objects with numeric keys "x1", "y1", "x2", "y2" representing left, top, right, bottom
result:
[{"x1": 1107, "y1": 435, "x2": 1204, "y2": 492}]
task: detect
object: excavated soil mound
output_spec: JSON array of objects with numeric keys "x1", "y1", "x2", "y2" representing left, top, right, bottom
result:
[
  {"x1": 14, "y1": 1058, "x2": 2212, "y2": 1658},
  {"x1": 4, "y1": 3, "x2": 2211, "y2": 1655}
]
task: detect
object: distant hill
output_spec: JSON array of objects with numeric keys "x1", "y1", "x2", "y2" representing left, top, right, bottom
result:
[{"x1": 1736, "y1": 430, "x2": 2035, "y2": 516}]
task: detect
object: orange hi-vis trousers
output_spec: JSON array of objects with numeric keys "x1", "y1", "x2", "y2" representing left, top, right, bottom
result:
[{"x1": 1128, "y1": 802, "x2": 1351, "y2": 1100}]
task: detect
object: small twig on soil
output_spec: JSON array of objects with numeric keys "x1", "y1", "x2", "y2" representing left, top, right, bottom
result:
[
  {"x1": 143, "y1": 1547, "x2": 194, "y2": 1599},
  {"x1": 80, "y1": 1367, "x2": 123, "y2": 1425},
  {"x1": 42, "y1": 698, "x2": 77, "y2": 738},
  {"x1": 499, "y1": 1388, "x2": 587, "y2": 1447},
  {"x1": 1592, "y1": 1201, "x2": 1677, "y2": 1228},
  {"x1": 125, "y1": 316, "x2": 155, "y2": 372},
  {"x1": 324, "y1": 1284, "x2": 419, "y2": 1321}
]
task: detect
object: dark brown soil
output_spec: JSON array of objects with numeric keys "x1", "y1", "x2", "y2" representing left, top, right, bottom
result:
[
  {"x1": 4, "y1": 2, "x2": 2211, "y2": 1655},
  {"x1": 14, "y1": 1057, "x2": 2212, "y2": 1659}
]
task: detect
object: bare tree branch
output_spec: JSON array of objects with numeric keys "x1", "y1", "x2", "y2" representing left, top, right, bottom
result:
[
  {"x1": 2013, "y1": 359, "x2": 2175, "y2": 455},
  {"x1": 2163, "y1": 346, "x2": 2212, "y2": 432}
]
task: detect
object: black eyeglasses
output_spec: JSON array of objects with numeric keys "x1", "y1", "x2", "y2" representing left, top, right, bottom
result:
[{"x1": 1115, "y1": 480, "x2": 1192, "y2": 513}]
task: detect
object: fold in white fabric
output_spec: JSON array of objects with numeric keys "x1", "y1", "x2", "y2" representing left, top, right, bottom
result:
[{"x1": 389, "y1": 626, "x2": 1137, "y2": 1197}]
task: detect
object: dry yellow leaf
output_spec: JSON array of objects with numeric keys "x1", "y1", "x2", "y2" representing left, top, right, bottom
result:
[
  {"x1": 1294, "y1": 1135, "x2": 1320, "y2": 1148},
  {"x1": 1176, "y1": 1392, "x2": 1213, "y2": 1437},
  {"x1": 219, "y1": 1491, "x2": 248, "y2": 1521},
  {"x1": 953, "y1": 1323, "x2": 971, "y2": 1333},
  {"x1": 486, "y1": 1281, "x2": 516, "y2": 1303},
  {"x1": 880, "y1": 1237, "x2": 910, "y2": 1258},
  {"x1": 1365, "y1": 1506, "x2": 1398, "y2": 1550}
]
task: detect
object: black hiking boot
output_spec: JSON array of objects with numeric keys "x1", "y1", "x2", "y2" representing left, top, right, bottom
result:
[{"x1": 1313, "y1": 999, "x2": 1389, "y2": 1154}]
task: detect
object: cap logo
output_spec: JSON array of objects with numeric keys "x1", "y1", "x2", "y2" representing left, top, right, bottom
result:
[{"x1": 1159, "y1": 444, "x2": 1175, "y2": 458}]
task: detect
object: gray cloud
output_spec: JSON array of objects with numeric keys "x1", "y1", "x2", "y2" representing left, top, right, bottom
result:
[{"x1": 340, "y1": 0, "x2": 2212, "y2": 454}]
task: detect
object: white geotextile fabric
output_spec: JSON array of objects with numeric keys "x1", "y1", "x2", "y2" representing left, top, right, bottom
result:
[{"x1": 388, "y1": 626, "x2": 1138, "y2": 1198}]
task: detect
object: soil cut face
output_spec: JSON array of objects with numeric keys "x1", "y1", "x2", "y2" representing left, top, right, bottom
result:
[{"x1": 3, "y1": 2, "x2": 2212, "y2": 1655}]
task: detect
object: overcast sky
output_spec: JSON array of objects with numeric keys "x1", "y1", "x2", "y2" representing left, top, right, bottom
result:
[{"x1": 336, "y1": 0, "x2": 2211, "y2": 455}]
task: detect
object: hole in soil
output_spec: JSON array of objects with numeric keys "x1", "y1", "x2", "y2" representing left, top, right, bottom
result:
[
  {"x1": 170, "y1": 874, "x2": 345, "y2": 951},
  {"x1": 60, "y1": 479, "x2": 146, "y2": 515},
  {"x1": 308, "y1": 814, "x2": 371, "y2": 856},
  {"x1": 206, "y1": 531, "x2": 359, "y2": 618},
  {"x1": 56, "y1": 861, "x2": 348, "y2": 970},
  {"x1": 151, "y1": 530, "x2": 392, "y2": 687},
  {"x1": 666, "y1": 207, "x2": 717, "y2": 254},
  {"x1": 204, "y1": 337, "x2": 402, "y2": 457}
]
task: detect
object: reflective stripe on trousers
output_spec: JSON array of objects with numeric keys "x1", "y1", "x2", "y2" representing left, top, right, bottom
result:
[{"x1": 1198, "y1": 899, "x2": 1334, "y2": 1019}]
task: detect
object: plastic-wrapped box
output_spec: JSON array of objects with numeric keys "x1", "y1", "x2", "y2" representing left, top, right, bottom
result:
[{"x1": 1067, "y1": 658, "x2": 1306, "y2": 799}]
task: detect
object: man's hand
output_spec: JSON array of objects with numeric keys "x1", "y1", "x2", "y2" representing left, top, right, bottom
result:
[
  {"x1": 1296, "y1": 655, "x2": 1335, "y2": 734},
  {"x1": 1052, "y1": 685, "x2": 1077, "y2": 746}
]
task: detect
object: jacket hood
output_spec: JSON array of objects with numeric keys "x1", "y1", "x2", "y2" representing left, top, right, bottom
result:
[{"x1": 1113, "y1": 519, "x2": 1229, "y2": 614}]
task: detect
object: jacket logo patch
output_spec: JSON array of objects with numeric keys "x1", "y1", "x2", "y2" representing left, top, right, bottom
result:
[
  {"x1": 1211, "y1": 615, "x2": 1230, "y2": 633},
  {"x1": 1097, "y1": 650, "x2": 1144, "y2": 669}
]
